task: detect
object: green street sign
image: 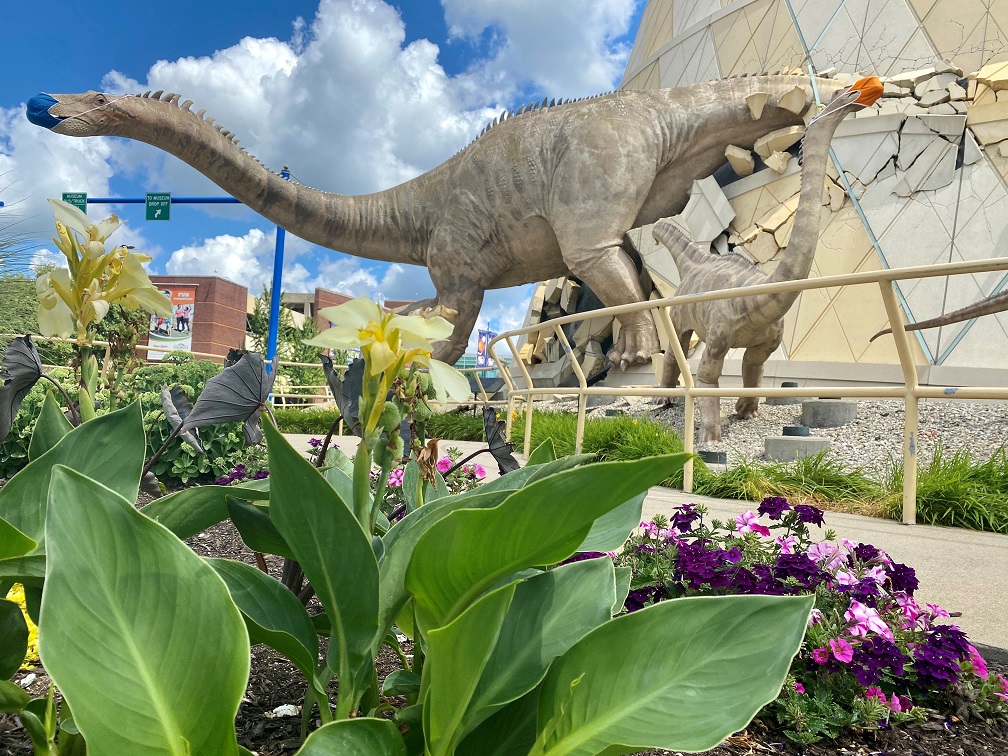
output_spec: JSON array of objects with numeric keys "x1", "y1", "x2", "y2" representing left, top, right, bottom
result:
[
  {"x1": 146, "y1": 192, "x2": 171, "y2": 221},
  {"x1": 62, "y1": 192, "x2": 87, "y2": 214}
]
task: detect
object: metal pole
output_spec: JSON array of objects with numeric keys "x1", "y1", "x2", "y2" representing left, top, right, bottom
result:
[{"x1": 265, "y1": 167, "x2": 291, "y2": 374}]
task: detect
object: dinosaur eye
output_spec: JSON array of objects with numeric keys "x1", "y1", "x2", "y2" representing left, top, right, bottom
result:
[{"x1": 94, "y1": 94, "x2": 107, "y2": 105}]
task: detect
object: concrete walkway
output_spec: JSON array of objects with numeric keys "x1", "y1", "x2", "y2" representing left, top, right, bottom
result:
[{"x1": 284, "y1": 434, "x2": 1008, "y2": 652}]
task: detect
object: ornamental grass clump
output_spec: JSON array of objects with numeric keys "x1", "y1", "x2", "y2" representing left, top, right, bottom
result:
[{"x1": 618, "y1": 498, "x2": 1008, "y2": 744}]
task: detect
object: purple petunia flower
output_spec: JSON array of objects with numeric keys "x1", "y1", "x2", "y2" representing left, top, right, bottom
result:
[
  {"x1": 388, "y1": 468, "x2": 404, "y2": 487},
  {"x1": 758, "y1": 496, "x2": 791, "y2": 520},
  {"x1": 793, "y1": 504, "x2": 825, "y2": 527},
  {"x1": 671, "y1": 504, "x2": 699, "y2": 532}
]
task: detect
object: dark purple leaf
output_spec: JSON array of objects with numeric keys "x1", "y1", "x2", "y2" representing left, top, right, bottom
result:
[
  {"x1": 0, "y1": 336, "x2": 44, "y2": 443},
  {"x1": 483, "y1": 404, "x2": 520, "y2": 474},
  {"x1": 181, "y1": 352, "x2": 274, "y2": 445}
]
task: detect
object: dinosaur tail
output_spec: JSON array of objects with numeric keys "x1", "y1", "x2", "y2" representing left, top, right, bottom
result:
[{"x1": 869, "y1": 290, "x2": 1008, "y2": 342}]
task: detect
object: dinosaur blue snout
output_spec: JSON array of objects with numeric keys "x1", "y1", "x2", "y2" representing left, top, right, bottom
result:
[{"x1": 26, "y1": 94, "x2": 62, "y2": 129}]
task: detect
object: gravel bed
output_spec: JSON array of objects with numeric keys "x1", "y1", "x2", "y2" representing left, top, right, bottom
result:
[{"x1": 542, "y1": 395, "x2": 1008, "y2": 476}]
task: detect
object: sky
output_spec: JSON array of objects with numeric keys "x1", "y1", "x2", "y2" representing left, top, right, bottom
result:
[{"x1": 0, "y1": 0, "x2": 645, "y2": 352}]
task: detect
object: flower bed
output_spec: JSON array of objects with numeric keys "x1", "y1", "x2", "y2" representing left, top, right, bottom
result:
[{"x1": 611, "y1": 498, "x2": 1008, "y2": 744}]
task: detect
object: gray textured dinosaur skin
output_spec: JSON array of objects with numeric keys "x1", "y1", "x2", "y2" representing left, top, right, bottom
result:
[
  {"x1": 870, "y1": 289, "x2": 1008, "y2": 342},
  {"x1": 652, "y1": 76, "x2": 883, "y2": 445},
  {"x1": 27, "y1": 77, "x2": 847, "y2": 366}
]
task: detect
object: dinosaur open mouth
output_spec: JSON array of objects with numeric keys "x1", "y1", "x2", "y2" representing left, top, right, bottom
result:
[{"x1": 26, "y1": 94, "x2": 63, "y2": 129}]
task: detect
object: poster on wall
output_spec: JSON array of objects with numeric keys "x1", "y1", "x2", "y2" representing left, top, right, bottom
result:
[
  {"x1": 476, "y1": 329, "x2": 496, "y2": 368},
  {"x1": 148, "y1": 286, "x2": 196, "y2": 361}
]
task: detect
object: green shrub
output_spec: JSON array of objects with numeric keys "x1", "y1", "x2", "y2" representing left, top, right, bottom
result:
[
  {"x1": 425, "y1": 411, "x2": 485, "y2": 441},
  {"x1": 128, "y1": 359, "x2": 222, "y2": 396}
]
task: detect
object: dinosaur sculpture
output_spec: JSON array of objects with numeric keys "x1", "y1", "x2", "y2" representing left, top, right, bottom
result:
[
  {"x1": 652, "y1": 76, "x2": 883, "y2": 445},
  {"x1": 870, "y1": 289, "x2": 1008, "y2": 342},
  {"x1": 27, "y1": 76, "x2": 850, "y2": 367}
]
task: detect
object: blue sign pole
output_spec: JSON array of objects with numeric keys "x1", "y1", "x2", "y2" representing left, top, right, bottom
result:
[{"x1": 264, "y1": 166, "x2": 291, "y2": 374}]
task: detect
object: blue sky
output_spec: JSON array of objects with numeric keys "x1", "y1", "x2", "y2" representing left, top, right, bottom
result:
[{"x1": 1, "y1": 0, "x2": 644, "y2": 350}]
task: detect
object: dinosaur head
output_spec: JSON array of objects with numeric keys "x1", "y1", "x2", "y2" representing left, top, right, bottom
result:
[
  {"x1": 808, "y1": 75, "x2": 883, "y2": 125},
  {"x1": 27, "y1": 91, "x2": 126, "y2": 136}
]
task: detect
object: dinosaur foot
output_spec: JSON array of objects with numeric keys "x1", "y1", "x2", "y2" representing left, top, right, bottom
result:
[
  {"x1": 606, "y1": 322, "x2": 661, "y2": 370},
  {"x1": 698, "y1": 424, "x2": 722, "y2": 446},
  {"x1": 735, "y1": 397, "x2": 760, "y2": 420}
]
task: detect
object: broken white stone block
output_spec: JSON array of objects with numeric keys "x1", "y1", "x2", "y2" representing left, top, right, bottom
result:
[
  {"x1": 774, "y1": 215, "x2": 794, "y2": 248},
  {"x1": 712, "y1": 233, "x2": 728, "y2": 256},
  {"x1": 918, "y1": 88, "x2": 951, "y2": 108},
  {"x1": 928, "y1": 103, "x2": 958, "y2": 115},
  {"x1": 825, "y1": 179, "x2": 846, "y2": 211},
  {"x1": 919, "y1": 113, "x2": 966, "y2": 141},
  {"x1": 891, "y1": 66, "x2": 936, "y2": 88},
  {"x1": 639, "y1": 241, "x2": 682, "y2": 296},
  {"x1": 965, "y1": 102, "x2": 1008, "y2": 145},
  {"x1": 765, "y1": 150, "x2": 792, "y2": 173},
  {"x1": 527, "y1": 355, "x2": 574, "y2": 389},
  {"x1": 876, "y1": 160, "x2": 896, "y2": 182},
  {"x1": 725, "y1": 144, "x2": 755, "y2": 176},
  {"x1": 976, "y1": 61, "x2": 1008, "y2": 92},
  {"x1": 746, "y1": 91, "x2": 769, "y2": 119},
  {"x1": 580, "y1": 341, "x2": 605, "y2": 377},
  {"x1": 893, "y1": 139, "x2": 957, "y2": 196},
  {"x1": 963, "y1": 132, "x2": 983, "y2": 165},
  {"x1": 754, "y1": 125, "x2": 805, "y2": 159},
  {"x1": 951, "y1": 101, "x2": 967, "y2": 114},
  {"x1": 914, "y1": 73, "x2": 958, "y2": 98},
  {"x1": 998, "y1": 141, "x2": 1008, "y2": 158},
  {"x1": 883, "y1": 82, "x2": 910, "y2": 97},
  {"x1": 574, "y1": 316, "x2": 613, "y2": 347},
  {"x1": 543, "y1": 277, "x2": 563, "y2": 305},
  {"x1": 897, "y1": 117, "x2": 936, "y2": 171},
  {"x1": 948, "y1": 81, "x2": 968, "y2": 101},
  {"x1": 560, "y1": 280, "x2": 580, "y2": 312},
  {"x1": 756, "y1": 195, "x2": 799, "y2": 233},
  {"x1": 742, "y1": 230, "x2": 779, "y2": 264},
  {"x1": 934, "y1": 61, "x2": 964, "y2": 77},
  {"x1": 675, "y1": 176, "x2": 736, "y2": 245},
  {"x1": 778, "y1": 86, "x2": 808, "y2": 115}
]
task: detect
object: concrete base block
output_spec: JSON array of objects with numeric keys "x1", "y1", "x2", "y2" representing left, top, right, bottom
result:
[
  {"x1": 764, "y1": 436, "x2": 831, "y2": 462},
  {"x1": 801, "y1": 399, "x2": 857, "y2": 427},
  {"x1": 765, "y1": 395, "x2": 804, "y2": 405}
]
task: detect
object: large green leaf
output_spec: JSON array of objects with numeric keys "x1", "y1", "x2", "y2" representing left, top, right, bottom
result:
[
  {"x1": 41, "y1": 467, "x2": 250, "y2": 755},
  {"x1": 0, "y1": 555, "x2": 45, "y2": 585},
  {"x1": 424, "y1": 559, "x2": 616, "y2": 754},
  {"x1": 226, "y1": 499, "x2": 293, "y2": 559},
  {"x1": 0, "y1": 518, "x2": 35, "y2": 560},
  {"x1": 531, "y1": 594, "x2": 814, "y2": 755},
  {"x1": 575, "y1": 491, "x2": 647, "y2": 554},
  {"x1": 0, "y1": 679, "x2": 29, "y2": 713},
  {"x1": 525, "y1": 438, "x2": 557, "y2": 466},
  {"x1": 456, "y1": 690, "x2": 539, "y2": 756},
  {"x1": 206, "y1": 558, "x2": 318, "y2": 680},
  {"x1": 406, "y1": 455, "x2": 683, "y2": 630},
  {"x1": 27, "y1": 391, "x2": 72, "y2": 461},
  {"x1": 294, "y1": 717, "x2": 406, "y2": 755},
  {"x1": 0, "y1": 598, "x2": 28, "y2": 679},
  {"x1": 141, "y1": 481, "x2": 269, "y2": 540},
  {"x1": 263, "y1": 422, "x2": 378, "y2": 718},
  {"x1": 0, "y1": 402, "x2": 146, "y2": 550},
  {"x1": 423, "y1": 582, "x2": 515, "y2": 756}
]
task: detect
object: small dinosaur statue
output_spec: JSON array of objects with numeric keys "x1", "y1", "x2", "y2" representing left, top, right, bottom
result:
[
  {"x1": 870, "y1": 289, "x2": 1008, "y2": 342},
  {"x1": 27, "y1": 75, "x2": 847, "y2": 367},
  {"x1": 652, "y1": 76, "x2": 883, "y2": 445}
]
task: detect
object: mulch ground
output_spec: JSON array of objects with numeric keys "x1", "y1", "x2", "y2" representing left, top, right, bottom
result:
[{"x1": 2, "y1": 479, "x2": 1008, "y2": 754}]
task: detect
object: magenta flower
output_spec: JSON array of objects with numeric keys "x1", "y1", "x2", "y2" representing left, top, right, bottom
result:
[
  {"x1": 734, "y1": 510, "x2": 770, "y2": 537},
  {"x1": 926, "y1": 603, "x2": 950, "y2": 620},
  {"x1": 967, "y1": 645, "x2": 989, "y2": 679},
  {"x1": 845, "y1": 600, "x2": 893, "y2": 641},
  {"x1": 436, "y1": 456, "x2": 452, "y2": 473},
  {"x1": 775, "y1": 535, "x2": 798, "y2": 554},
  {"x1": 811, "y1": 647, "x2": 830, "y2": 664},
  {"x1": 808, "y1": 608, "x2": 824, "y2": 627},
  {"x1": 794, "y1": 681, "x2": 805, "y2": 694},
  {"x1": 865, "y1": 686, "x2": 886, "y2": 703},
  {"x1": 388, "y1": 468, "x2": 404, "y2": 487},
  {"x1": 829, "y1": 637, "x2": 854, "y2": 664},
  {"x1": 471, "y1": 463, "x2": 486, "y2": 479},
  {"x1": 995, "y1": 674, "x2": 1008, "y2": 702}
]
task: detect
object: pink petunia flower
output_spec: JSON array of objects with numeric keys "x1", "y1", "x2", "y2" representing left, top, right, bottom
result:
[
  {"x1": 775, "y1": 535, "x2": 798, "y2": 554},
  {"x1": 865, "y1": 687, "x2": 886, "y2": 703},
  {"x1": 845, "y1": 600, "x2": 894, "y2": 641},
  {"x1": 388, "y1": 468, "x2": 404, "y2": 487},
  {"x1": 734, "y1": 510, "x2": 771, "y2": 537},
  {"x1": 811, "y1": 647, "x2": 830, "y2": 664},
  {"x1": 807, "y1": 541, "x2": 845, "y2": 571},
  {"x1": 995, "y1": 674, "x2": 1008, "y2": 702},
  {"x1": 808, "y1": 609, "x2": 824, "y2": 627},
  {"x1": 471, "y1": 463, "x2": 486, "y2": 479},
  {"x1": 829, "y1": 637, "x2": 854, "y2": 664},
  {"x1": 794, "y1": 682, "x2": 805, "y2": 694},
  {"x1": 968, "y1": 645, "x2": 989, "y2": 680},
  {"x1": 436, "y1": 456, "x2": 452, "y2": 473},
  {"x1": 926, "y1": 603, "x2": 950, "y2": 620}
]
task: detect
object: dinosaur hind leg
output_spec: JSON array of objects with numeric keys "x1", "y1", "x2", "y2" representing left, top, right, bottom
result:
[{"x1": 735, "y1": 340, "x2": 778, "y2": 420}]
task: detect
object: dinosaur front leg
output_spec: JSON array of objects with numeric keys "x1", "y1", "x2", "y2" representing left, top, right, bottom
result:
[
  {"x1": 428, "y1": 287, "x2": 484, "y2": 368},
  {"x1": 735, "y1": 340, "x2": 777, "y2": 420},
  {"x1": 567, "y1": 245, "x2": 660, "y2": 370},
  {"x1": 695, "y1": 343, "x2": 729, "y2": 446}
]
